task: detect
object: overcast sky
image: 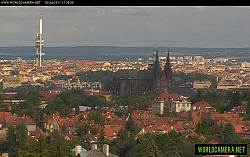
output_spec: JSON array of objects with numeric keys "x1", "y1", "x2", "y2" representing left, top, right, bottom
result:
[{"x1": 1, "y1": 6, "x2": 250, "y2": 48}]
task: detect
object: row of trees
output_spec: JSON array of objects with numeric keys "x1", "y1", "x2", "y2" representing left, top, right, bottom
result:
[
  {"x1": 108, "y1": 115, "x2": 250, "y2": 157},
  {"x1": 189, "y1": 89, "x2": 250, "y2": 114},
  {"x1": 51, "y1": 70, "x2": 115, "y2": 88},
  {"x1": 2, "y1": 88, "x2": 159, "y2": 126},
  {"x1": 0, "y1": 122, "x2": 72, "y2": 157},
  {"x1": 172, "y1": 71, "x2": 217, "y2": 88},
  {"x1": 3, "y1": 114, "x2": 250, "y2": 157}
]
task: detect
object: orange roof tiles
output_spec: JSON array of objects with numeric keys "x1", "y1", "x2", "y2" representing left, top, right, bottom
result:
[
  {"x1": 103, "y1": 124, "x2": 123, "y2": 140},
  {"x1": 155, "y1": 92, "x2": 178, "y2": 101}
]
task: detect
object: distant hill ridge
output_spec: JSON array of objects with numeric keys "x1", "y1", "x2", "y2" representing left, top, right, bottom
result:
[{"x1": 0, "y1": 46, "x2": 249, "y2": 61}]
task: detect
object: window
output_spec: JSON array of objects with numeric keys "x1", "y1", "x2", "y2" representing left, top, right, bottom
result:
[
  {"x1": 169, "y1": 103, "x2": 171, "y2": 107},
  {"x1": 187, "y1": 104, "x2": 189, "y2": 107}
]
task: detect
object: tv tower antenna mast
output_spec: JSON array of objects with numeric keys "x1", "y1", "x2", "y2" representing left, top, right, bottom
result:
[{"x1": 35, "y1": 7, "x2": 45, "y2": 68}]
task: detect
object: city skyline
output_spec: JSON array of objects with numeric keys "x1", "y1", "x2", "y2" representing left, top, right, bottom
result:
[{"x1": 1, "y1": 6, "x2": 250, "y2": 48}]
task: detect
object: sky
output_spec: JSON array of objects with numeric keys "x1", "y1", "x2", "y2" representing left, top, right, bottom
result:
[{"x1": 1, "y1": 6, "x2": 250, "y2": 48}]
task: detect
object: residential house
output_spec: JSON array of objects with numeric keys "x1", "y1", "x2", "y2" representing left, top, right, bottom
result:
[
  {"x1": 191, "y1": 100, "x2": 216, "y2": 112},
  {"x1": 152, "y1": 92, "x2": 191, "y2": 114},
  {"x1": 210, "y1": 112, "x2": 243, "y2": 123},
  {"x1": 233, "y1": 124, "x2": 250, "y2": 139},
  {"x1": 137, "y1": 123, "x2": 185, "y2": 136},
  {"x1": 103, "y1": 124, "x2": 123, "y2": 140},
  {"x1": 4, "y1": 115, "x2": 36, "y2": 132},
  {"x1": 28, "y1": 127, "x2": 48, "y2": 140},
  {"x1": 209, "y1": 135, "x2": 224, "y2": 144},
  {"x1": 180, "y1": 130, "x2": 199, "y2": 139},
  {"x1": 41, "y1": 114, "x2": 60, "y2": 132},
  {"x1": 193, "y1": 80, "x2": 212, "y2": 89},
  {"x1": 85, "y1": 131, "x2": 98, "y2": 143},
  {"x1": 71, "y1": 144, "x2": 119, "y2": 157}
]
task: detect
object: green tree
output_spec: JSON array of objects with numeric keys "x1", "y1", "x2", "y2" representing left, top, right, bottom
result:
[
  {"x1": 154, "y1": 133, "x2": 178, "y2": 157},
  {"x1": 16, "y1": 150, "x2": 37, "y2": 157},
  {"x1": 98, "y1": 128, "x2": 105, "y2": 145},
  {"x1": 44, "y1": 98, "x2": 69, "y2": 117},
  {"x1": 84, "y1": 95, "x2": 99, "y2": 108},
  {"x1": 28, "y1": 137, "x2": 52, "y2": 157},
  {"x1": 147, "y1": 138, "x2": 162, "y2": 157},
  {"x1": 125, "y1": 115, "x2": 138, "y2": 136},
  {"x1": 223, "y1": 122, "x2": 241, "y2": 144},
  {"x1": 48, "y1": 130, "x2": 71, "y2": 157},
  {"x1": 87, "y1": 110, "x2": 106, "y2": 125},
  {"x1": 6, "y1": 124, "x2": 18, "y2": 157},
  {"x1": 26, "y1": 90, "x2": 41, "y2": 106},
  {"x1": 195, "y1": 120, "x2": 216, "y2": 135},
  {"x1": 16, "y1": 121, "x2": 28, "y2": 150}
]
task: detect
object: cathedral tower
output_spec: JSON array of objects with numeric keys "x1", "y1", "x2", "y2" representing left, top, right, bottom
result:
[
  {"x1": 153, "y1": 49, "x2": 173, "y2": 91},
  {"x1": 165, "y1": 50, "x2": 172, "y2": 88}
]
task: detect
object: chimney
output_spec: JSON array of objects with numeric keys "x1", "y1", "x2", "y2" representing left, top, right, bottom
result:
[
  {"x1": 75, "y1": 145, "x2": 82, "y2": 156},
  {"x1": 170, "y1": 126, "x2": 174, "y2": 130},
  {"x1": 2, "y1": 153, "x2": 9, "y2": 157},
  {"x1": 91, "y1": 144, "x2": 97, "y2": 150},
  {"x1": 103, "y1": 144, "x2": 109, "y2": 156}
]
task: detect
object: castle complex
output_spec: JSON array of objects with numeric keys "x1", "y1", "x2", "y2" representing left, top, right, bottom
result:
[{"x1": 107, "y1": 46, "x2": 172, "y2": 95}]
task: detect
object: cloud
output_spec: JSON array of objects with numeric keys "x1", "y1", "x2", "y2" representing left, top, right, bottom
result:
[{"x1": 1, "y1": 6, "x2": 250, "y2": 47}]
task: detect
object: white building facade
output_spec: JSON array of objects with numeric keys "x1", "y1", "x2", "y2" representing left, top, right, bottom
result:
[{"x1": 152, "y1": 93, "x2": 191, "y2": 114}]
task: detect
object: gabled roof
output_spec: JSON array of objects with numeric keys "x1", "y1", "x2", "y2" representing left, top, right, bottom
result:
[
  {"x1": 140, "y1": 123, "x2": 185, "y2": 134},
  {"x1": 180, "y1": 130, "x2": 199, "y2": 139},
  {"x1": 72, "y1": 148, "x2": 119, "y2": 157},
  {"x1": 210, "y1": 112, "x2": 243, "y2": 122},
  {"x1": 42, "y1": 114, "x2": 61, "y2": 123},
  {"x1": 192, "y1": 100, "x2": 211, "y2": 107},
  {"x1": 103, "y1": 112, "x2": 119, "y2": 120},
  {"x1": 234, "y1": 124, "x2": 244, "y2": 133},
  {"x1": 209, "y1": 135, "x2": 224, "y2": 144},
  {"x1": 85, "y1": 131, "x2": 97, "y2": 143},
  {"x1": 24, "y1": 116, "x2": 36, "y2": 125},
  {"x1": 29, "y1": 127, "x2": 48, "y2": 140},
  {"x1": 188, "y1": 111, "x2": 202, "y2": 124},
  {"x1": 103, "y1": 124, "x2": 123, "y2": 140},
  {"x1": 167, "y1": 87, "x2": 196, "y2": 97},
  {"x1": 114, "y1": 69, "x2": 154, "y2": 80},
  {"x1": 131, "y1": 110, "x2": 157, "y2": 121},
  {"x1": 154, "y1": 92, "x2": 179, "y2": 101},
  {"x1": 40, "y1": 91, "x2": 59, "y2": 99},
  {"x1": 64, "y1": 120, "x2": 76, "y2": 127}
]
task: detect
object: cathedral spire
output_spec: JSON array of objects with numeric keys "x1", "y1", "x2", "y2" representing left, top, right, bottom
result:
[
  {"x1": 165, "y1": 49, "x2": 172, "y2": 87},
  {"x1": 136, "y1": 54, "x2": 140, "y2": 72},
  {"x1": 154, "y1": 49, "x2": 159, "y2": 69},
  {"x1": 154, "y1": 41, "x2": 156, "y2": 52},
  {"x1": 153, "y1": 42, "x2": 160, "y2": 69}
]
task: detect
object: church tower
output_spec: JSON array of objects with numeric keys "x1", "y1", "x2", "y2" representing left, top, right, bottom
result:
[
  {"x1": 165, "y1": 50, "x2": 172, "y2": 88},
  {"x1": 153, "y1": 49, "x2": 173, "y2": 91}
]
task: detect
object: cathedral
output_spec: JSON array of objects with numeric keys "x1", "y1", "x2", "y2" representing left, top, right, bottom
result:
[{"x1": 107, "y1": 46, "x2": 173, "y2": 95}]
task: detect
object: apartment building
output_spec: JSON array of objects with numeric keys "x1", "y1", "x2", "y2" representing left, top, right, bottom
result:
[{"x1": 152, "y1": 92, "x2": 191, "y2": 114}]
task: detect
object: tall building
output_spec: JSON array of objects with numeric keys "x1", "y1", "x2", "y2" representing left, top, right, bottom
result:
[
  {"x1": 35, "y1": 7, "x2": 45, "y2": 68},
  {"x1": 107, "y1": 45, "x2": 173, "y2": 95}
]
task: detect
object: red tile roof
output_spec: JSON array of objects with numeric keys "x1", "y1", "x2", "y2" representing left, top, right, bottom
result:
[
  {"x1": 103, "y1": 124, "x2": 123, "y2": 140},
  {"x1": 209, "y1": 135, "x2": 224, "y2": 144},
  {"x1": 154, "y1": 92, "x2": 178, "y2": 101},
  {"x1": 192, "y1": 100, "x2": 216, "y2": 111},
  {"x1": 40, "y1": 91, "x2": 59, "y2": 99}
]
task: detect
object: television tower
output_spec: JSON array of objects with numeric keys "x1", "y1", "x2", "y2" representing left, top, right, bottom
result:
[{"x1": 35, "y1": 7, "x2": 44, "y2": 68}]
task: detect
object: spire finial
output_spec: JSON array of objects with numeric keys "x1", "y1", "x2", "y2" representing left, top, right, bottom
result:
[
  {"x1": 136, "y1": 54, "x2": 140, "y2": 72},
  {"x1": 40, "y1": 7, "x2": 42, "y2": 18},
  {"x1": 154, "y1": 41, "x2": 156, "y2": 52}
]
